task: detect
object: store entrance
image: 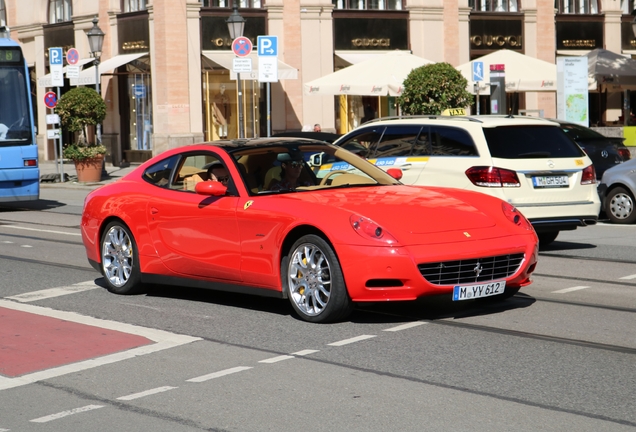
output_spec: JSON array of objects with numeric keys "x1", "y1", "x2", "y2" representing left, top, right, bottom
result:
[{"x1": 202, "y1": 71, "x2": 263, "y2": 140}]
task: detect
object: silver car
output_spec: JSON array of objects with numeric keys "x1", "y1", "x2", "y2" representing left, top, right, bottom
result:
[{"x1": 599, "y1": 156, "x2": 636, "y2": 224}]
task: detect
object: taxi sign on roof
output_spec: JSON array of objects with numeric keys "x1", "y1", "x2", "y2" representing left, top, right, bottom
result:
[{"x1": 441, "y1": 108, "x2": 466, "y2": 116}]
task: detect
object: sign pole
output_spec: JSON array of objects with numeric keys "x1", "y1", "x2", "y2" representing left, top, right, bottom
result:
[
  {"x1": 267, "y1": 83, "x2": 271, "y2": 137},
  {"x1": 56, "y1": 87, "x2": 64, "y2": 182}
]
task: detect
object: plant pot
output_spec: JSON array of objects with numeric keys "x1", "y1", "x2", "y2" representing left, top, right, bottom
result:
[{"x1": 74, "y1": 154, "x2": 104, "y2": 183}]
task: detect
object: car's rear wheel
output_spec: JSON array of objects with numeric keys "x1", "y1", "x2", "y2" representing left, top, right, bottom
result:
[
  {"x1": 101, "y1": 221, "x2": 143, "y2": 294},
  {"x1": 605, "y1": 186, "x2": 636, "y2": 224},
  {"x1": 537, "y1": 231, "x2": 559, "y2": 246},
  {"x1": 283, "y1": 235, "x2": 352, "y2": 323}
]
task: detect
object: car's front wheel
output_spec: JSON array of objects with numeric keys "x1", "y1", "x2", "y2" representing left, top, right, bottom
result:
[
  {"x1": 605, "y1": 186, "x2": 636, "y2": 224},
  {"x1": 100, "y1": 221, "x2": 143, "y2": 294},
  {"x1": 282, "y1": 235, "x2": 352, "y2": 323}
]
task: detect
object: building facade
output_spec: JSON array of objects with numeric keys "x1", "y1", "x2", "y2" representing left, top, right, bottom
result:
[{"x1": 3, "y1": 0, "x2": 635, "y2": 164}]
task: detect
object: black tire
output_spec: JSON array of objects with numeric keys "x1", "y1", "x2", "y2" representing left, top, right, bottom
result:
[
  {"x1": 100, "y1": 221, "x2": 144, "y2": 294},
  {"x1": 605, "y1": 186, "x2": 636, "y2": 224},
  {"x1": 537, "y1": 231, "x2": 559, "y2": 246},
  {"x1": 282, "y1": 234, "x2": 353, "y2": 323}
]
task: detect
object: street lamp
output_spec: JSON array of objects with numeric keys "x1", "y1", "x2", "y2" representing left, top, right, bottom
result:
[
  {"x1": 87, "y1": 16, "x2": 105, "y2": 146},
  {"x1": 226, "y1": 4, "x2": 246, "y2": 138}
]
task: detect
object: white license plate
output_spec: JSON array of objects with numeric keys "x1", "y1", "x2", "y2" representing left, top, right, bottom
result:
[
  {"x1": 452, "y1": 281, "x2": 506, "y2": 301},
  {"x1": 532, "y1": 175, "x2": 569, "y2": 188}
]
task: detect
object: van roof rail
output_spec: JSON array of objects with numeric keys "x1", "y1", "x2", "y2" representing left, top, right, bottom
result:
[{"x1": 361, "y1": 115, "x2": 483, "y2": 124}]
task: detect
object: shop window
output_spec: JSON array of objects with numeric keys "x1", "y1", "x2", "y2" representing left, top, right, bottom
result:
[
  {"x1": 48, "y1": 0, "x2": 72, "y2": 24},
  {"x1": 555, "y1": 0, "x2": 599, "y2": 14},
  {"x1": 469, "y1": 0, "x2": 519, "y2": 12},
  {"x1": 0, "y1": 0, "x2": 6, "y2": 26},
  {"x1": 123, "y1": 0, "x2": 147, "y2": 13},
  {"x1": 332, "y1": 0, "x2": 403, "y2": 10},
  {"x1": 201, "y1": 0, "x2": 262, "y2": 7},
  {"x1": 621, "y1": 0, "x2": 636, "y2": 14}
]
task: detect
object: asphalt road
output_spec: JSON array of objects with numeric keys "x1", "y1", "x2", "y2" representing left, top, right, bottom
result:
[{"x1": 0, "y1": 185, "x2": 634, "y2": 431}]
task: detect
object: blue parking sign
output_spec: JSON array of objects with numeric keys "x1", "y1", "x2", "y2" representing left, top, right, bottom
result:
[
  {"x1": 257, "y1": 36, "x2": 278, "y2": 57},
  {"x1": 472, "y1": 61, "x2": 484, "y2": 82},
  {"x1": 49, "y1": 47, "x2": 63, "y2": 66}
]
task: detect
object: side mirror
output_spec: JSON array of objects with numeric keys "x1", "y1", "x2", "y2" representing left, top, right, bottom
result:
[
  {"x1": 387, "y1": 168, "x2": 403, "y2": 181},
  {"x1": 195, "y1": 180, "x2": 227, "y2": 196},
  {"x1": 310, "y1": 152, "x2": 325, "y2": 167}
]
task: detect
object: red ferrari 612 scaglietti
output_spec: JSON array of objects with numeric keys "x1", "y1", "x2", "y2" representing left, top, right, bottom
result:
[{"x1": 81, "y1": 138, "x2": 539, "y2": 323}]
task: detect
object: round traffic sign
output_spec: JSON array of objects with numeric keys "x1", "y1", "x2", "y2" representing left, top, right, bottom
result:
[
  {"x1": 232, "y1": 37, "x2": 253, "y2": 57},
  {"x1": 44, "y1": 91, "x2": 58, "y2": 109},
  {"x1": 66, "y1": 48, "x2": 80, "y2": 65}
]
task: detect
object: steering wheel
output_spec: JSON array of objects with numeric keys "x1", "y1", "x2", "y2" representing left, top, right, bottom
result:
[{"x1": 319, "y1": 170, "x2": 349, "y2": 186}]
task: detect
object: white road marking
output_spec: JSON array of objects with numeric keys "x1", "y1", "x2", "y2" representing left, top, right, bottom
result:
[
  {"x1": 0, "y1": 300, "x2": 201, "y2": 391},
  {"x1": 30, "y1": 405, "x2": 104, "y2": 423},
  {"x1": 292, "y1": 349, "x2": 319, "y2": 356},
  {"x1": 619, "y1": 274, "x2": 636, "y2": 280},
  {"x1": 187, "y1": 366, "x2": 253, "y2": 383},
  {"x1": 259, "y1": 355, "x2": 295, "y2": 364},
  {"x1": 0, "y1": 225, "x2": 81, "y2": 236},
  {"x1": 6, "y1": 281, "x2": 98, "y2": 302},
  {"x1": 117, "y1": 386, "x2": 177, "y2": 401},
  {"x1": 552, "y1": 286, "x2": 590, "y2": 294},
  {"x1": 20, "y1": 245, "x2": 33, "y2": 248},
  {"x1": 328, "y1": 335, "x2": 376, "y2": 346},
  {"x1": 383, "y1": 322, "x2": 427, "y2": 332},
  {"x1": 1, "y1": 240, "x2": 13, "y2": 243},
  {"x1": 0, "y1": 428, "x2": 10, "y2": 431}
]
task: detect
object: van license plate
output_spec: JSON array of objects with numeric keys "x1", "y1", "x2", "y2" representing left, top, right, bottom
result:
[
  {"x1": 532, "y1": 175, "x2": 569, "y2": 188},
  {"x1": 452, "y1": 281, "x2": 506, "y2": 301}
]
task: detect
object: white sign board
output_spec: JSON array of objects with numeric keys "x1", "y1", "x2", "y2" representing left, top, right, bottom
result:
[
  {"x1": 47, "y1": 129, "x2": 60, "y2": 139},
  {"x1": 65, "y1": 65, "x2": 80, "y2": 79},
  {"x1": 557, "y1": 57, "x2": 589, "y2": 127},
  {"x1": 258, "y1": 57, "x2": 278, "y2": 82},
  {"x1": 46, "y1": 114, "x2": 60, "y2": 125},
  {"x1": 49, "y1": 47, "x2": 64, "y2": 87},
  {"x1": 233, "y1": 57, "x2": 252, "y2": 73}
]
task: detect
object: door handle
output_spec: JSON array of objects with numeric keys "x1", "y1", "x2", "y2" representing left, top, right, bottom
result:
[
  {"x1": 150, "y1": 207, "x2": 159, "y2": 214},
  {"x1": 397, "y1": 163, "x2": 412, "y2": 170}
]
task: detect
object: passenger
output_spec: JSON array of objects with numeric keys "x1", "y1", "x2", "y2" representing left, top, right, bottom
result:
[
  {"x1": 269, "y1": 151, "x2": 312, "y2": 191},
  {"x1": 207, "y1": 163, "x2": 229, "y2": 186},
  {"x1": 313, "y1": 123, "x2": 321, "y2": 132}
]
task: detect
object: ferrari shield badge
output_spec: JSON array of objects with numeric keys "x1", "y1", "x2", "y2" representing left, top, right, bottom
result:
[{"x1": 244, "y1": 200, "x2": 254, "y2": 210}]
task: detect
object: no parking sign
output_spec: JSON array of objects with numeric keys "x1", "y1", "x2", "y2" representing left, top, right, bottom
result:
[
  {"x1": 232, "y1": 37, "x2": 253, "y2": 57},
  {"x1": 44, "y1": 91, "x2": 57, "y2": 109}
]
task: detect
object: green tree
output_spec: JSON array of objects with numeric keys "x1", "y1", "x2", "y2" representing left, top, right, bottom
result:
[
  {"x1": 397, "y1": 62, "x2": 473, "y2": 115},
  {"x1": 55, "y1": 86, "x2": 106, "y2": 145}
]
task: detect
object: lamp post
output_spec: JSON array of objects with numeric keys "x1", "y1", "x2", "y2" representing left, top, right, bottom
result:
[
  {"x1": 226, "y1": 4, "x2": 246, "y2": 139},
  {"x1": 87, "y1": 17, "x2": 105, "y2": 145}
]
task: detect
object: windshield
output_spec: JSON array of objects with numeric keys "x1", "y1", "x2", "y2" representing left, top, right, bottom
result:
[
  {"x1": 0, "y1": 64, "x2": 33, "y2": 146},
  {"x1": 230, "y1": 142, "x2": 400, "y2": 195}
]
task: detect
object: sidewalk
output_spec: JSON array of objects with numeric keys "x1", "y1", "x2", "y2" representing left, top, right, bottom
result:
[{"x1": 39, "y1": 159, "x2": 140, "y2": 189}]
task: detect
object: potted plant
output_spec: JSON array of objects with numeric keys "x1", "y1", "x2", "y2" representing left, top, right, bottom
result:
[{"x1": 55, "y1": 86, "x2": 107, "y2": 182}]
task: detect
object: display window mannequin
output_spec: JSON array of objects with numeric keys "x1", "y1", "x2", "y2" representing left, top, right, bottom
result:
[{"x1": 213, "y1": 84, "x2": 230, "y2": 138}]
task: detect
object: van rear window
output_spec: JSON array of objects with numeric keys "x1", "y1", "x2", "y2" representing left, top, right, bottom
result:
[{"x1": 483, "y1": 126, "x2": 585, "y2": 159}]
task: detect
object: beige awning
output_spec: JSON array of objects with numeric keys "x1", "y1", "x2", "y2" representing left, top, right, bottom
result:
[
  {"x1": 202, "y1": 51, "x2": 298, "y2": 80},
  {"x1": 304, "y1": 51, "x2": 434, "y2": 96},
  {"x1": 37, "y1": 58, "x2": 94, "y2": 88},
  {"x1": 70, "y1": 52, "x2": 149, "y2": 86},
  {"x1": 457, "y1": 49, "x2": 557, "y2": 94}
]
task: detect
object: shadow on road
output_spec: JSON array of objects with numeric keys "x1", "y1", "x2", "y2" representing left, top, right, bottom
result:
[
  {"x1": 539, "y1": 239, "x2": 597, "y2": 252},
  {"x1": 0, "y1": 199, "x2": 67, "y2": 212},
  {"x1": 117, "y1": 278, "x2": 535, "y2": 324}
]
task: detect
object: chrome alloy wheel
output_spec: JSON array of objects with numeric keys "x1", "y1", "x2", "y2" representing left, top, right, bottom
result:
[
  {"x1": 609, "y1": 192, "x2": 634, "y2": 220},
  {"x1": 102, "y1": 225, "x2": 134, "y2": 288},
  {"x1": 288, "y1": 243, "x2": 332, "y2": 317}
]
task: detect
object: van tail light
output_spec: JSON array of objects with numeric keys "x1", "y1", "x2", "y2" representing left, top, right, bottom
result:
[
  {"x1": 580, "y1": 165, "x2": 596, "y2": 185},
  {"x1": 24, "y1": 159, "x2": 37, "y2": 167},
  {"x1": 618, "y1": 147, "x2": 632, "y2": 161},
  {"x1": 465, "y1": 166, "x2": 520, "y2": 188}
]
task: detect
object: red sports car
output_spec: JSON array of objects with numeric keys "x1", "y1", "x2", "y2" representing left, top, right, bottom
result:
[{"x1": 81, "y1": 138, "x2": 538, "y2": 323}]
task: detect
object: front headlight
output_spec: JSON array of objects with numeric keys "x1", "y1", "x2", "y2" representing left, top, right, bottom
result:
[
  {"x1": 350, "y1": 215, "x2": 399, "y2": 245},
  {"x1": 502, "y1": 201, "x2": 533, "y2": 231}
]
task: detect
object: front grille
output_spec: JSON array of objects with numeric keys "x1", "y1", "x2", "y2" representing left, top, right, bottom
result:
[{"x1": 418, "y1": 253, "x2": 524, "y2": 286}]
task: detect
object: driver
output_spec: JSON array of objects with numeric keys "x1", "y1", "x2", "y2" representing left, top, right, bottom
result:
[{"x1": 269, "y1": 151, "x2": 313, "y2": 191}]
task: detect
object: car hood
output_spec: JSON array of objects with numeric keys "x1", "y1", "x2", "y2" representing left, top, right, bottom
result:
[{"x1": 288, "y1": 185, "x2": 499, "y2": 237}]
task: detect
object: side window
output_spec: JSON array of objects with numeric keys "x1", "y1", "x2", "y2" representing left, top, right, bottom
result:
[
  {"x1": 142, "y1": 155, "x2": 179, "y2": 187},
  {"x1": 429, "y1": 126, "x2": 478, "y2": 156},
  {"x1": 339, "y1": 128, "x2": 384, "y2": 159},
  {"x1": 172, "y1": 153, "x2": 222, "y2": 191},
  {"x1": 374, "y1": 126, "x2": 425, "y2": 158}
]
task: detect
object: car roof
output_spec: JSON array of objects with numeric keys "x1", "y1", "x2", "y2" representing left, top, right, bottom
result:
[
  {"x1": 357, "y1": 115, "x2": 560, "y2": 128},
  {"x1": 185, "y1": 137, "x2": 331, "y2": 151}
]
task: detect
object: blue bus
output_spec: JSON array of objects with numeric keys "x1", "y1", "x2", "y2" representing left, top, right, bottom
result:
[{"x1": 0, "y1": 27, "x2": 39, "y2": 202}]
